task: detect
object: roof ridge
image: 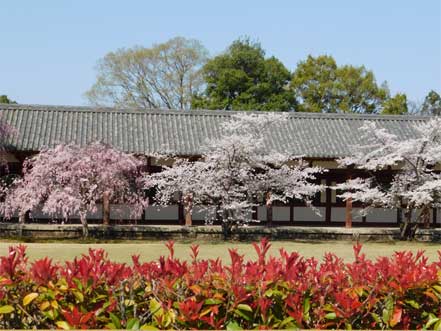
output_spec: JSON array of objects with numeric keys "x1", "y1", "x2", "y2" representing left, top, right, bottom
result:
[
  {"x1": 0, "y1": 103, "x2": 232, "y2": 116},
  {"x1": 0, "y1": 103, "x2": 433, "y2": 121}
]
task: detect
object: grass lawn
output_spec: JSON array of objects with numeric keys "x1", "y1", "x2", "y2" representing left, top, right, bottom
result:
[{"x1": 0, "y1": 240, "x2": 440, "y2": 263}]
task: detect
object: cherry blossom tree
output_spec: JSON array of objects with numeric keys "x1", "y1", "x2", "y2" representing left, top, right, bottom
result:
[
  {"x1": 335, "y1": 118, "x2": 441, "y2": 239},
  {"x1": 148, "y1": 113, "x2": 325, "y2": 238},
  {"x1": 0, "y1": 115, "x2": 16, "y2": 165},
  {"x1": 0, "y1": 143, "x2": 148, "y2": 237}
]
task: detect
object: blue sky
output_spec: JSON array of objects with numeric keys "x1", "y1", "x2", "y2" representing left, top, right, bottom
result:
[{"x1": 1, "y1": 0, "x2": 440, "y2": 106}]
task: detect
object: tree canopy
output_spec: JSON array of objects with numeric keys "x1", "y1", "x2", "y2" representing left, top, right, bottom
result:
[
  {"x1": 147, "y1": 112, "x2": 324, "y2": 237},
  {"x1": 0, "y1": 95, "x2": 17, "y2": 104},
  {"x1": 335, "y1": 118, "x2": 441, "y2": 239},
  {"x1": 85, "y1": 37, "x2": 436, "y2": 115},
  {"x1": 192, "y1": 39, "x2": 296, "y2": 111},
  {"x1": 421, "y1": 90, "x2": 441, "y2": 116},
  {"x1": 0, "y1": 143, "x2": 148, "y2": 237},
  {"x1": 381, "y1": 93, "x2": 408, "y2": 115},
  {"x1": 85, "y1": 37, "x2": 209, "y2": 110},
  {"x1": 291, "y1": 55, "x2": 389, "y2": 113}
]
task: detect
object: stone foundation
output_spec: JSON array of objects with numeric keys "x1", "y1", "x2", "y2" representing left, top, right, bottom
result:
[{"x1": 1, "y1": 223, "x2": 440, "y2": 242}]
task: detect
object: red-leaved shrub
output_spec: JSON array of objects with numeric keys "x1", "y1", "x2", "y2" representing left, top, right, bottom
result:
[{"x1": 0, "y1": 239, "x2": 440, "y2": 329}]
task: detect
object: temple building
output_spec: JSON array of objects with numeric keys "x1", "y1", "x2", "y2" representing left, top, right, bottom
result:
[{"x1": 1, "y1": 103, "x2": 440, "y2": 227}]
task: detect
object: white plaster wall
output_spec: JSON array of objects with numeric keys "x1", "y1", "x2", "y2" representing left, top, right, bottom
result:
[
  {"x1": 110, "y1": 204, "x2": 137, "y2": 220},
  {"x1": 145, "y1": 205, "x2": 179, "y2": 220},
  {"x1": 273, "y1": 206, "x2": 290, "y2": 222},
  {"x1": 294, "y1": 207, "x2": 325, "y2": 222},
  {"x1": 366, "y1": 208, "x2": 397, "y2": 223},
  {"x1": 331, "y1": 207, "x2": 363, "y2": 223},
  {"x1": 192, "y1": 206, "x2": 216, "y2": 221},
  {"x1": 257, "y1": 206, "x2": 267, "y2": 221},
  {"x1": 30, "y1": 204, "x2": 103, "y2": 220}
]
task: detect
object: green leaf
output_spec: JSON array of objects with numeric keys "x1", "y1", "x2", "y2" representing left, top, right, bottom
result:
[
  {"x1": 109, "y1": 312, "x2": 122, "y2": 330},
  {"x1": 105, "y1": 323, "x2": 118, "y2": 330},
  {"x1": 23, "y1": 292, "x2": 39, "y2": 306},
  {"x1": 371, "y1": 312, "x2": 381, "y2": 324},
  {"x1": 303, "y1": 297, "x2": 311, "y2": 320},
  {"x1": 149, "y1": 298, "x2": 163, "y2": 317},
  {"x1": 433, "y1": 285, "x2": 441, "y2": 294},
  {"x1": 0, "y1": 305, "x2": 15, "y2": 314},
  {"x1": 205, "y1": 298, "x2": 223, "y2": 305},
  {"x1": 126, "y1": 318, "x2": 140, "y2": 330},
  {"x1": 382, "y1": 297, "x2": 394, "y2": 324},
  {"x1": 56, "y1": 321, "x2": 71, "y2": 330},
  {"x1": 236, "y1": 303, "x2": 253, "y2": 312},
  {"x1": 140, "y1": 325, "x2": 159, "y2": 330},
  {"x1": 426, "y1": 315, "x2": 440, "y2": 329},
  {"x1": 325, "y1": 312, "x2": 337, "y2": 320},
  {"x1": 405, "y1": 299, "x2": 420, "y2": 309},
  {"x1": 226, "y1": 321, "x2": 242, "y2": 330},
  {"x1": 382, "y1": 308, "x2": 390, "y2": 325},
  {"x1": 73, "y1": 290, "x2": 84, "y2": 303},
  {"x1": 72, "y1": 278, "x2": 83, "y2": 291},
  {"x1": 278, "y1": 316, "x2": 296, "y2": 328},
  {"x1": 234, "y1": 308, "x2": 253, "y2": 322}
]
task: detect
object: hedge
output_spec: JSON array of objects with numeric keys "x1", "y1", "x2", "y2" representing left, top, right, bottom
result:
[{"x1": 0, "y1": 240, "x2": 440, "y2": 329}]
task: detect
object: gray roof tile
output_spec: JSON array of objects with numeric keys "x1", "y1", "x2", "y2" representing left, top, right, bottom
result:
[{"x1": 0, "y1": 103, "x2": 431, "y2": 159}]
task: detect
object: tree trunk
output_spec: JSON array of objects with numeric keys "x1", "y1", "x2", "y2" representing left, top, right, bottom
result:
[
  {"x1": 18, "y1": 212, "x2": 25, "y2": 237},
  {"x1": 102, "y1": 191, "x2": 110, "y2": 226},
  {"x1": 184, "y1": 194, "x2": 193, "y2": 226},
  {"x1": 420, "y1": 206, "x2": 431, "y2": 229},
  {"x1": 400, "y1": 208, "x2": 417, "y2": 240},
  {"x1": 221, "y1": 210, "x2": 234, "y2": 240},
  {"x1": 266, "y1": 191, "x2": 273, "y2": 227},
  {"x1": 221, "y1": 221, "x2": 231, "y2": 240},
  {"x1": 215, "y1": 204, "x2": 222, "y2": 225},
  {"x1": 80, "y1": 214, "x2": 89, "y2": 238}
]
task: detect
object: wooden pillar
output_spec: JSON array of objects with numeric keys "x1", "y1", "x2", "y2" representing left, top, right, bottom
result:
[
  {"x1": 345, "y1": 197, "x2": 352, "y2": 228},
  {"x1": 178, "y1": 198, "x2": 185, "y2": 225},
  {"x1": 102, "y1": 191, "x2": 110, "y2": 226},
  {"x1": 345, "y1": 172, "x2": 353, "y2": 228},
  {"x1": 325, "y1": 179, "x2": 332, "y2": 223},
  {"x1": 266, "y1": 191, "x2": 273, "y2": 227},
  {"x1": 251, "y1": 206, "x2": 258, "y2": 221},
  {"x1": 289, "y1": 204, "x2": 294, "y2": 225},
  {"x1": 183, "y1": 194, "x2": 192, "y2": 226}
]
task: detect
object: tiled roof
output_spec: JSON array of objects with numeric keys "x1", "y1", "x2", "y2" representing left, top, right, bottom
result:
[{"x1": 0, "y1": 103, "x2": 431, "y2": 159}]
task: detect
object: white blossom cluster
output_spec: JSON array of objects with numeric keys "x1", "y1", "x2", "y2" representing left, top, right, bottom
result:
[
  {"x1": 335, "y1": 118, "x2": 441, "y2": 223},
  {"x1": 147, "y1": 112, "x2": 326, "y2": 229}
]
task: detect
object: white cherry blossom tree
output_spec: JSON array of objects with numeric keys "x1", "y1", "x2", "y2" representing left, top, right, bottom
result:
[
  {"x1": 148, "y1": 112, "x2": 325, "y2": 238},
  {"x1": 335, "y1": 118, "x2": 441, "y2": 239},
  {"x1": 0, "y1": 143, "x2": 148, "y2": 237}
]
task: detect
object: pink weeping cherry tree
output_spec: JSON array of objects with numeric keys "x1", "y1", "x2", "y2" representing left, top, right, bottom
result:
[
  {"x1": 334, "y1": 118, "x2": 441, "y2": 239},
  {"x1": 0, "y1": 114, "x2": 16, "y2": 164},
  {"x1": 148, "y1": 112, "x2": 325, "y2": 238},
  {"x1": 0, "y1": 143, "x2": 148, "y2": 237}
]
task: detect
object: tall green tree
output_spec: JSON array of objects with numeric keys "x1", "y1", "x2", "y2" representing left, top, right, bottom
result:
[
  {"x1": 291, "y1": 55, "x2": 389, "y2": 113},
  {"x1": 381, "y1": 93, "x2": 408, "y2": 115},
  {"x1": 0, "y1": 95, "x2": 17, "y2": 104},
  {"x1": 421, "y1": 90, "x2": 441, "y2": 115},
  {"x1": 85, "y1": 37, "x2": 209, "y2": 110},
  {"x1": 192, "y1": 38, "x2": 296, "y2": 111}
]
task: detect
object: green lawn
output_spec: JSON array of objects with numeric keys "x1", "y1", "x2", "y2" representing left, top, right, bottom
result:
[{"x1": 0, "y1": 240, "x2": 439, "y2": 263}]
